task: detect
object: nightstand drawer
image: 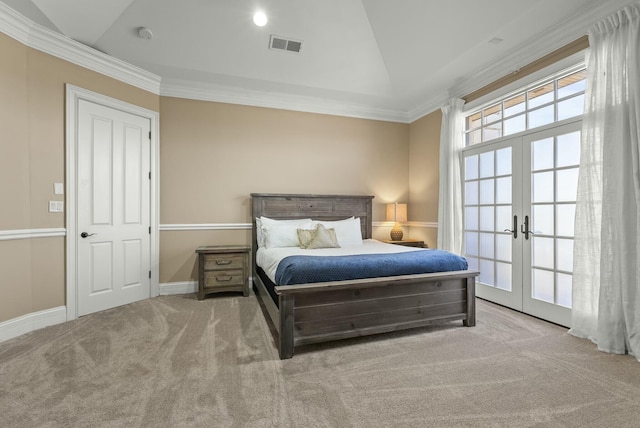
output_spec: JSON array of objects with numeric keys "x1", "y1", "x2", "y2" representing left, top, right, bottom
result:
[
  {"x1": 204, "y1": 270, "x2": 244, "y2": 288},
  {"x1": 203, "y1": 253, "x2": 244, "y2": 270}
]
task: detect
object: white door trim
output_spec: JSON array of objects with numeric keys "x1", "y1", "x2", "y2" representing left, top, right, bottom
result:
[{"x1": 65, "y1": 84, "x2": 160, "y2": 321}]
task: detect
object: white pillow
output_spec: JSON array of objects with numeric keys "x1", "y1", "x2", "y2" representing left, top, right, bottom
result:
[
  {"x1": 313, "y1": 217, "x2": 363, "y2": 246},
  {"x1": 263, "y1": 222, "x2": 316, "y2": 248},
  {"x1": 256, "y1": 217, "x2": 311, "y2": 248}
]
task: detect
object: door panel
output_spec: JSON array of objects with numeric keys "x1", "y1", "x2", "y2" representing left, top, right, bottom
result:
[{"x1": 77, "y1": 100, "x2": 151, "y2": 316}]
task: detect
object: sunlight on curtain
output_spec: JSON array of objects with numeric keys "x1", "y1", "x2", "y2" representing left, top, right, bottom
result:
[
  {"x1": 437, "y1": 98, "x2": 465, "y2": 254},
  {"x1": 569, "y1": 3, "x2": 640, "y2": 360}
]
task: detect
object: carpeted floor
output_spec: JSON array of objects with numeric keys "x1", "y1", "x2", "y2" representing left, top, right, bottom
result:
[{"x1": 0, "y1": 293, "x2": 638, "y2": 427}]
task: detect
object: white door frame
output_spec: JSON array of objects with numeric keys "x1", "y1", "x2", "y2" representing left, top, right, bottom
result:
[{"x1": 65, "y1": 84, "x2": 160, "y2": 321}]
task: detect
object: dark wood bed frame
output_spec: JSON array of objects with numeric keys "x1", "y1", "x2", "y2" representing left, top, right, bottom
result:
[{"x1": 251, "y1": 193, "x2": 479, "y2": 359}]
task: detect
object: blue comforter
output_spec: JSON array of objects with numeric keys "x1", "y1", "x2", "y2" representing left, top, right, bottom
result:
[{"x1": 274, "y1": 249, "x2": 468, "y2": 285}]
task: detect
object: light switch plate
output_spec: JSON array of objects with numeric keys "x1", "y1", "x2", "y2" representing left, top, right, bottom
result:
[
  {"x1": 49, "y1": 201, "x2": 64, "y2": 212},
  {"x1": 54, "y1": 182, "x2": 64, "y2": 195}
]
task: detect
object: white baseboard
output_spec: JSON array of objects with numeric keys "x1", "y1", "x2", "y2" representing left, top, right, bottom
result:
[
  {"x1": 0, "y1": 306, "x2": 67, "y2": 343},
  {"x1": 159, "y1": 281, "x2": 197, "y2": 295}
]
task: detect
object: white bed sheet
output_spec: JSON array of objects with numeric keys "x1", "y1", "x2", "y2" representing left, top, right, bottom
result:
[{"x1": 256, "y1": 239, "x2": 426, "y2": 283}]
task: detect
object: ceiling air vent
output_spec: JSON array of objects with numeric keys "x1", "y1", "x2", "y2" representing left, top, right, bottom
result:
[{"x1": 269, "y1": 35, "x2": 302, "y2": 54}]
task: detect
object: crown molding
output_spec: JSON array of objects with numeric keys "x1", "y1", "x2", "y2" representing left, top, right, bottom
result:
[
  {"x1": 407, "y1": 0, "x2": 636, "y2": 122},
  {"x1": 0, "y1": 2, "x2": 161, "y2": 95},
  {"x1": 160, "y1": 78, "x2": 411, "y2": 123}
]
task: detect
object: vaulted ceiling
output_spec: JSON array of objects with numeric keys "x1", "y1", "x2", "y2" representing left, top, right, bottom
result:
[{"x1": 0, "y1": 0, "x2": 634, "y2": 121}]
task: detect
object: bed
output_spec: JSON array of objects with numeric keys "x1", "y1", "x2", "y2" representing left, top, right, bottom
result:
[{"x1": 251, "y1": 193, "x2": 479, "y2": 359}]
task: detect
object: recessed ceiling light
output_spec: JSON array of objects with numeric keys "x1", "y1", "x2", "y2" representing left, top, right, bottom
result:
[{"x1": 253, "y1": 11, "x2": 267, "y2": 27}]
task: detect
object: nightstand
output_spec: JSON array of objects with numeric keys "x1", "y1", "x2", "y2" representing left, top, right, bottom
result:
[
  {"x1": 196, "y1": 245, "x2": 250, "y2": 300},
  {"x1": 382, "y1": 239, "x2": 427, "y2": 248}
]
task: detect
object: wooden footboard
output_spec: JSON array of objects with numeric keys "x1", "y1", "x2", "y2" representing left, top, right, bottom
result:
[{"x1": 254, "y1": 270, "x2": 478, "y2": 359}]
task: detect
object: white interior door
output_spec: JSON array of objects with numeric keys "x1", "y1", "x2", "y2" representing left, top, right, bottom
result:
[
  {"x1": 77, "y1": 99, "x2": 151, "y2": 316},
  {"x1": 463, "y1": 121, "x2": 580, "y2": 327}
]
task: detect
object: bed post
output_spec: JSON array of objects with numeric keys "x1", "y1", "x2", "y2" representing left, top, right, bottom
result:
[
  {"x1": 464, "y1": 276, "x2": 476, "y2": 327},
  {"x1": 279, "y1": 295, "x2": 295, "y2": 359}
]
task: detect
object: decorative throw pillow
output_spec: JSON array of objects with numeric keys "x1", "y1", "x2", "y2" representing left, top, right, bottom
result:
[{"x1": 297, "y1": 224, "x2": 340, "y2": 249}]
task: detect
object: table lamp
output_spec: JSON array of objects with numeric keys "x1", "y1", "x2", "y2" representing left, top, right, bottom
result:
[{"x1": 386, "y1": 202, "x2": 407, "y2": 241}]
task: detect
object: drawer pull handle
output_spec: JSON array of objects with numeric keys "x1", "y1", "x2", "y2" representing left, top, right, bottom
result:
[
  {"x1": 215, "y1": 260, "x2": 232, "y2": 265},
  {"x1": 216, "y1": 276, "x2": 233, "y2": 282}
]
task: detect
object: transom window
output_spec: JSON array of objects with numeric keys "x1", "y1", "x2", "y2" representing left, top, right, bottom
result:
[{"x1": 465, "y1": 69, "x2": 586, "y2": 146}]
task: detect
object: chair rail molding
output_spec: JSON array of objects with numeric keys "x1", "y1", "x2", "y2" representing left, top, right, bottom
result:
[{"x1": 0, "y1": 228, "x2": 66, "y2": 241}]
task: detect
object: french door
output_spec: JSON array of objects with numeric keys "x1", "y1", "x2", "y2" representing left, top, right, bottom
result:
[{"x1": 463, "y1": 120, "x2": 580, "y2": 326}]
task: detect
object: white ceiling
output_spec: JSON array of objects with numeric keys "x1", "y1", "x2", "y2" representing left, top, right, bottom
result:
[{"x1": 0, "y1": 0, "x2": 634, "y2": 121}]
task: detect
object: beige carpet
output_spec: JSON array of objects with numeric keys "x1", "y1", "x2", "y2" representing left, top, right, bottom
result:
[{"x1": 0, "y1": 293, "x2": 639, "y2": 427}]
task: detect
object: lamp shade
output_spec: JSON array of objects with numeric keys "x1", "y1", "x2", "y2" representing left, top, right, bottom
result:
[{"x1": 386, "y1": 203, "x2": 407, "y2": 223}]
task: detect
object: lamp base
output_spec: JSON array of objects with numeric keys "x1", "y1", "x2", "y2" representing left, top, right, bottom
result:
[{"x1": 390, "y1": 224, "x2": 403, "y2": 241}]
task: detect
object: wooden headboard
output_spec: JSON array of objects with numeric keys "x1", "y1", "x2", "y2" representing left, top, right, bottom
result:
[{"x1": 250, "y1": 193, "x2": 374, "y2": 269}]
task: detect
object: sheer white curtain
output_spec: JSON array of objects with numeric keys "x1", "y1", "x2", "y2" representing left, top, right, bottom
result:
[
  {"x1": 569, "y1": 3, "x2": 640, "y2": 360},
  {"x1": 437, "y1": 98, "x2": 465, "y2": 254}
]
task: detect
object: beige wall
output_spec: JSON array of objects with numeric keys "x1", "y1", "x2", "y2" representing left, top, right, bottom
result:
[
  {"x1": 0, "y1": 33, "x2": 159, "y2": 322},
  {"x1": 408, "y1": 110, "x2": 442, "y2": 248},
  {"x1": 159, "y1": 97, "x2": 410, "y2": 283}
]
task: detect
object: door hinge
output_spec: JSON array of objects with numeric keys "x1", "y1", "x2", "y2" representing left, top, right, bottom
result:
[
  {"x1": 148, "y1": 270, "x2": 151, "y2": 279},
  {"x1": 148, "y1": 131, "x2": 151, "y2": 140},
  {"x1": 148, "y1": 171, "x2": 151, "y2": 180},
  {"x1": 149, "y1": 226, "x2": 151, "y2": 234}
]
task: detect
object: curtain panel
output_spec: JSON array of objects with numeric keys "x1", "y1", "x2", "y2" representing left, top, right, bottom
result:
[
  {"x1": 570, "y1": 3, "x2": 640, "y2": 360},
  {"x1": 437, "y1": 98, "x2": 465, "y2": 254}
]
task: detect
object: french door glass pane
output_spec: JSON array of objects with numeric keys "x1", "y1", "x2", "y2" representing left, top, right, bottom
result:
[
  {"x1": 480, "y1": 152, "x2": 494, "y2": 177},
  {"x1": 496, "y1": 262, "x2": 512, "y2": 291},
  {"x1": 533, "y1": 172, "x2": 554, "y2": 203},
  {"x1": 532, "y1": 269, "x2": 554, "y2": 303},
  {"x1": 532, "y1": 138, "x2": 554, "y2": 170},
  {"x1": 532, "y1": 204, "x2": 553, "y2": 234},
  {"x1": 480, "y1": 179, "x2": 495, "y2": 204},
  {"x1": 495, "y1": 234, "x2": 512, "y2": 262},
  {"x1": 556, "y1": 273, "x2": 573, "y2": 308},
  {"x1": 556, "y1": 204, "x2": 575, "y2": 237},
  {"x1": 556, "y1": 168, "x2": 579, "y2": 202},
  {"x1": 496, "y1": 148, "x2": 512, "y2": 175},
  {"x1": 466, "y1": 155, "x2": 479, "y2": 179},
  {"x1": 556, "y1": 132, "x2": 580, "y2": 167},
  {"x1": 533, "y1": 237, "x2": 554, "y2": 269}
]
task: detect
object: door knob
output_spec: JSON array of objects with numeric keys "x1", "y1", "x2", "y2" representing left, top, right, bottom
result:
[{"x1": 80, "y1": 232, "x2": 96, "y2": 238}]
